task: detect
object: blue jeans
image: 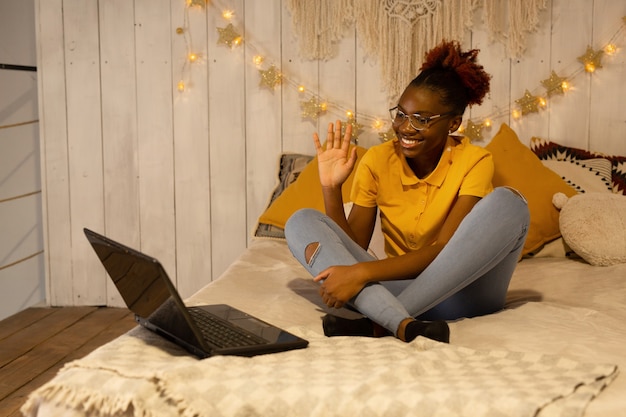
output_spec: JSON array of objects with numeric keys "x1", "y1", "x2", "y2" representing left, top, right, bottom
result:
[{"x1": 284, "y1": 187, "x2": 530, "y2": 336}]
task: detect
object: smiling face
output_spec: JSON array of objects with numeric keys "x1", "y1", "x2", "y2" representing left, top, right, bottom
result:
[{"x1": 393, "y1": 85, "x2": 462, "y2": 177}]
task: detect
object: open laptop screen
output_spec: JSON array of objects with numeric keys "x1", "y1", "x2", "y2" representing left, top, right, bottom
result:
[{"x1": 88, "y1": 234, "x2": 207, "y2": 353}]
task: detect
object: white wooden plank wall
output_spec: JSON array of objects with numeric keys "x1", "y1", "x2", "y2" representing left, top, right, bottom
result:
[
  {"x1": 35, "y1": 0, "x2": 626, "y2": 307},
  {"x1": 0, "y1": 0, "x2": 45, "y2": 321}
]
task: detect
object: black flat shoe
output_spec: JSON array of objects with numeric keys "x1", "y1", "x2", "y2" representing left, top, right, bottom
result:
[
  {"x1": 404, "y1": 319, "x2": 450, "y2": 343},
  {"x1": 322, "y1": 314, "x2": 375, "y2": 337}
]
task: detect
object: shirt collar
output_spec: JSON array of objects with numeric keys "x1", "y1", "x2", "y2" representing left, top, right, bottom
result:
[{"x1": 396, "y1": 136, "x2": 461, "y2": 187}]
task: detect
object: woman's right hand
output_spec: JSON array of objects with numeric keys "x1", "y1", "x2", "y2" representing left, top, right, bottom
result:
[{"x1": 313, "y1": 120, "x2": 358, "y2": 189}]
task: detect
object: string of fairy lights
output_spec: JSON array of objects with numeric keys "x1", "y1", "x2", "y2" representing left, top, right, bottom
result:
[{"x1": 175, "y1": 1, "x2": 626, "y2": 143}]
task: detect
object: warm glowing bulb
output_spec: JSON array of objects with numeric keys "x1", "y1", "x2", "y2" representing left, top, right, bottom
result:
[
  {"x1": 177, "y1": 80, "x2": 186, "y2": 92},
  {"x1": 372, "y1": 120, "x2": 384, "y2": 130},
  {"x1": 297, "y1": 85, "x2": 305, "y2": 93},
  {"x1": 585, "y1": 62, "x2": 596, "y2": 73},
  {"x1": 604, "y1": 43, "x2": 617, "y2": 55},
  {"x1": 561, "y1": 81, "x2": 570, "y2": 92},
  {"x1": 512, "y1": 109, "x2": 522, "y2": 119},
  {"x1": 233, "y1": 36, "x2": 243, "y2": 46},
  {"x1": 186, "y1": 0, "x2": 206, "y2": 8},
  {"x1": 346, "y1": 110, "x2": 354, "y2": 118},
  {"x1": 253, "y1": 55, "x2": 264, "y2": 66},
  {"x1": 483, "y1": 119, "x2": 492, "y2": 128},
  {"x1": 538, "y1": 97, "x2": 547, "y2": 107},
  {"x1": 458, "y1": 125, "x2": 465, "y2": 133},
  {"x1": 320, "y1": 102, "x2": 328, "y2": 111},
  {"x1": 222, "y1": 9, "x2": 235, "y2": 20},
  {"x1": 188, "y1": 53, "x2": 198, "y2": 63}
]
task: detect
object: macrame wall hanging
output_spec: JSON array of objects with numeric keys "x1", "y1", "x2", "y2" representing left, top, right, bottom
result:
[{"x1": 286, "y1": 0, "x2": 547, "y2": 100}]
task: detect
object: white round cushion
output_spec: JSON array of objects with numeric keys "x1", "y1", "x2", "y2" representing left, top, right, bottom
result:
[{"x1": 553, "y1": 192, "x2": 626, "y2": 266}]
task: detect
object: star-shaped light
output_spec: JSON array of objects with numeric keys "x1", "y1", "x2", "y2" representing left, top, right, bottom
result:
[
  {"x1": 186, "y1": 0, "x2": 206, "y2": 8},
  {"x1": 464, "y1": 120, "x2": 484, "y2": 142},
  {"x1": 378, "y1": 128, "x2": 397, "y2": 142},
  {"x1": 342, "y1": 116, "x2": 363, "y2": 144},
  {"x1": 515, "y1": 90, "x2": 540, "y2": 115},
  {"x1": 300, "y1": 97, "x2": 325, "y2": 120},
  {"x1": 541, "y1": 71, "x2": 568, "y2": 97},
  {"x1": 577, "y1": 46, "x2": 604, "y2": 73},
  {"x1": 259, "y1": 65, "x2": 282, "y2": 89},
  {"x1": 217, "y1": 23, "x2": 242, "y2": 48}
]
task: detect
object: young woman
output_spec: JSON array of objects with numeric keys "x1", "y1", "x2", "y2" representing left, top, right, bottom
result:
[{"x1": 285, "y1": 41, "x2": 530, "y2": 344}]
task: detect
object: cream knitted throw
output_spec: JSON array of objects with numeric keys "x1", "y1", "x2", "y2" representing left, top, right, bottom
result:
[
  {"x1": 287, "y1": 0, "x2": 547, "y2": 99},
  {"x1": 23, "y1": 327, "x2": 616, "y2": 417}
]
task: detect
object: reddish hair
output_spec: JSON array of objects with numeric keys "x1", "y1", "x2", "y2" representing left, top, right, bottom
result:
[{"x1": 410, "y1": 40, "x2": 491, "y2": 112}]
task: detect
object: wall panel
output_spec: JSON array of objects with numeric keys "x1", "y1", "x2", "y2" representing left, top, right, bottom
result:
[
  {"x1": 134, "y1": 0, "x2": 177, "y2": 285},
  {"x1": 590, "y1": 0, "x2": 626, "y2": 156},
  {"x1": 36, "y1": 0, "x2": 72, "y2": 306},
  {"x1": 280, "y1": 3, "x2": 320, "y2": 155},
  {"x1": 0, "y1": 196, "x2": 42, "y2": 276},
  {"x1": 317, "y1": 26, "x2": 357, "y2": 141},
  {"x1": 548, "y1": 0, "x2": 594, "y2": 149},
  {"x1": 0, "y1": 124, "x2": 40, "y2": 200},
  {"x1": 466, "y1": 14, "x2": 512, "y2": 142},
  {"x1": 99, "y1": 0, "x2": 140, "y2": 306},
  {"x1": 172, "y1": 2, "x2": 212, "y2": 298},
  {"x1": 355, "y1": 41, "x2": 389, "y2": 150},
  {"x1": 244, "y1": 0, "x2": 283, "y2": 240},
  {"x1": 207, "y1": 0, "x2": 247, "y2": 281},
  {"x1": 0, "y1": 254, "x2": 45, "y2": 319},
  {"x1": 508, "y1": 4, "x2": 553, "y2": 145},
  {"x1": 64, "y1": 0, "x2": 105, "y2": 305}
]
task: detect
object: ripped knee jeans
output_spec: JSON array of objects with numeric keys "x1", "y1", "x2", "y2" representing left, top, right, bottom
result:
[
  {"x1": 285, "y1": 209, "x2": 376, "y2": 276},
  {"x1": 284, "y1": 187, "x2": 530, "y2": 332}
]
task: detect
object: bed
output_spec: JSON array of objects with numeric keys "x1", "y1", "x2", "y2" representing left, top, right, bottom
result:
[{"x1": 22, "y1": 124, "x2": 626, "y2": 417}]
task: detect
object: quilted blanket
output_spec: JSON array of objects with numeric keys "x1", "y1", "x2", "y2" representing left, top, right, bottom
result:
[{"x1": 22, "y1": 326, "x2": 617, "y2": 417}]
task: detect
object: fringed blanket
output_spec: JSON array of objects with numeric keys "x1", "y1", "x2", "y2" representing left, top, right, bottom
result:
[{"x1": 22, "y1": 326, "x2": 617, "y2": 417}]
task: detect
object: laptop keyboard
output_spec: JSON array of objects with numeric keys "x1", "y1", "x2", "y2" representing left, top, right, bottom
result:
[{"x1": 188, "y1": 307, "x2": 266, "y2": 348}]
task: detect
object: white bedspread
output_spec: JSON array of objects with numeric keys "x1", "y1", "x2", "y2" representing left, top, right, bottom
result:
[{"x1": 22, "y1": 239, "x2": 626, "y2": 417}]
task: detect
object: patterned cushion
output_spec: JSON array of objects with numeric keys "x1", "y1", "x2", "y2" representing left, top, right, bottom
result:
[
  {"x1": 530, "y1": 137, "x2": 626, "y2": 195},
  {"x1": 254, "y1": 153, "x2": 314, "y2": 238},
  {"x1": 540, "y1": 158, "x2": 612, "y2": 194},
  {"x1": 254, "y1": 150, "x2": 387, "y2": 258}
]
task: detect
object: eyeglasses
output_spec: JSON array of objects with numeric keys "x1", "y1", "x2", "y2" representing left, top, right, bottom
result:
[{"x1": 389, "y1": 107, "x2": 456, "y2": 131}]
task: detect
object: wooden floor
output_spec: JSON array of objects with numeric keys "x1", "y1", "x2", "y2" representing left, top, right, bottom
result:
[{"x1": 0, "y1": 306, "x2": 137, "y2": 417}]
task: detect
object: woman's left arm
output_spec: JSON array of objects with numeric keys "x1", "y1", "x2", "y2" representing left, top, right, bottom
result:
[{"x1": 432, "y1": 194, "x2": 481, "y2": 246}]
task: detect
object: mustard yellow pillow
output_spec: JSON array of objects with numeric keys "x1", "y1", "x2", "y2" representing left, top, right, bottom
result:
[
  {"x1": 485, "y1": 124, "x2": 576, "y2": 255},
  {"x1": 257, "y1": 145, "x2": 367, "y2": 230}
]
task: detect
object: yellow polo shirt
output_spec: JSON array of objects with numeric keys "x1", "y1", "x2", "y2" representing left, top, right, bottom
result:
[{"x1": 350, "y1": 136, "x2": 493, "y2": 257}]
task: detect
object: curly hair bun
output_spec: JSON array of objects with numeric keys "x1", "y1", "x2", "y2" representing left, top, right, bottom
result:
[{"x1": 420, "y1": 40, "x2": 491, "y2": 107}]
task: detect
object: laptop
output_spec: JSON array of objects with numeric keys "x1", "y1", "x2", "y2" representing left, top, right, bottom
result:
[{"x1": 84, "y1": 228, "x2": 308, "y2": 358}]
